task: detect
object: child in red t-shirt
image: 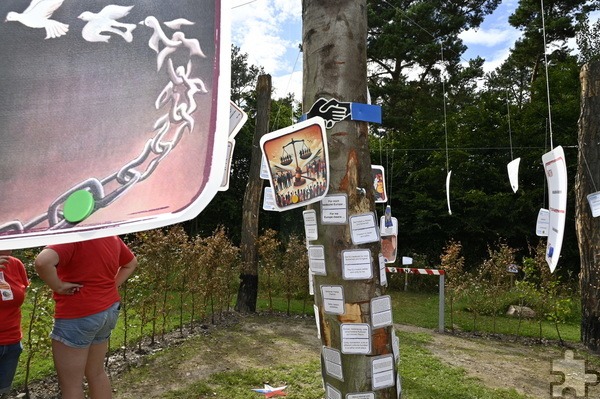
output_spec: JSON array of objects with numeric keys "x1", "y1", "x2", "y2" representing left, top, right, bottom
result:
[
  {"x1": 0, "y1": 250, "x2": 29, "y2": 396},
  {"x1": 35, "y1": 236, "x2": 137, "y2": 399}
]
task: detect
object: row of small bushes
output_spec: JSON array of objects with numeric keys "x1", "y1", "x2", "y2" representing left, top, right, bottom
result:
[{"x1": 440, "y1": 239, "x2": 578, "y2": 342}]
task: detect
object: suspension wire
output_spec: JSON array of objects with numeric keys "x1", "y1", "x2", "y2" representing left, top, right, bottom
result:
[
  {"x1": 232, "y1": 0, "x2": 258, "y2": 9},
  {"x1": 380, "y1": 0, "x2": 473, "y2": 66},
  {"x1": 375, "y1": 145, "x2": 576, "y2": 151},
  {"x1": 543, "y1": 119, "x2": 549, "y2": 209},
  {"x1": 271, "y1": 47, "x2": 302, "y2": 131},
  {"x1": 388, "y1": 149, "x2": 395, "y2": 205},
  {"x1": 506, "y1": 89, "x2": 514, "y2": 160},
  {"x1": 581, "y1": 150, "x2": 599, "y2": 192},
  {"x1": 540, "y1": 0, "x2": 555, "y2": 149},
  {"x1": 380, "y1": 134, "x2": 384, "y2": 168}
]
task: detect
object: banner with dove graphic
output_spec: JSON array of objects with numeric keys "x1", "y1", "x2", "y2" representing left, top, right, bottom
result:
[{"x1": 0, "y1": 1, "x2": 230, "y2": 249}]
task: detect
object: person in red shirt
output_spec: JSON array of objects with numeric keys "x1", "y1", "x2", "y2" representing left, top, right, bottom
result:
[
  {"x1": 35, "y1": 236, "x2": 137, "y2": 399},
  {"x1": 0, "y1": 250, "x2": 29, "y2": 397}
]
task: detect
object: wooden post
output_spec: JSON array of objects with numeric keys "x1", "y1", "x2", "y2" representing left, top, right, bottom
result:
[
  {"x1": 303, "y1": 1, "x2": 400, "y2": 397},
  {"x1": 235, "y1": 74, "x2": 271, "y2": 313}
]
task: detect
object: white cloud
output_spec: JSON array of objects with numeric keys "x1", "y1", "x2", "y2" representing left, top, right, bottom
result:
[
  {"x1": 231, "y1": 0, "x2": 301, "y2": 74},
  {"x1": 459, "y1": 27, "x2": 520, "y2": 47},
  {"x1": 482, "y1": 47, "x2": 512, "y2": 73},
  {"x1": 272, "y1": 70, "x2": 303, "y2": 101}
]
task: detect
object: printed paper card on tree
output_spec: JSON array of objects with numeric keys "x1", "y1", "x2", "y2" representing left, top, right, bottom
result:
[
  {"x1": 371, "y1": 354, "x2": 395, "y2": 390},
  {"x1": 587, "y1": 192, "x2": 600, "y2": 217},
  {"x1": 341, "y1": 249, "x2": 373, "y2": 280},
  {"x1": 349, "y1": 213, "x2": 379, "y2": 245},
  {"x1": 322, "y1": 346, "x2": 344, "y2": 381},
  {"x1": 536, "y1": 208, "x2": 550, "y2": 237},
  {"x1": 372, "y1": 165, "x2": 387, "y2": 203},
  {"x1": 308, "y1": 245, "x2": 327, "y2": 276},
  {"x1": 380, "y1": 216, "x2": 398, "y2": 264},
  {"x1": 340, "y1": 323, "x2": 371, "y2": 354},
  {"x1": 326, "y1": 384, "x2": 342, "y2": 399},
  {"x1": 260, "y1": 117, "x2": 329, "y2": 211},
  {"x1": 303, "y1": 209, "x2": 318, "y2": 241},
  {"x1": 262, "y1": 187, "x2": 277, "y2": 212},
  {"x1": 218, "y1": 102, "x2": 248, "y2": 191},
  {"x1": 0, "y1": 1, "x2": 231, "y2": 250}
]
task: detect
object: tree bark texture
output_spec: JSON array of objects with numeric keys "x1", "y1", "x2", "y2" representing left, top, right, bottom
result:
[
  {"x1": 235, "y1": 74, "x2": 271, "y2": 313},
  {"x1": 303, "y1": 1, "x2": 399, "y2": 397},
  {"x1": 576, "y1": 62, "x2": 600, "y2": 351}
]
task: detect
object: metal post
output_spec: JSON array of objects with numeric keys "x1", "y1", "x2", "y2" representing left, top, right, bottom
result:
[{"x1": 439, "y1": 273, "x2": 445, "y2": 333}]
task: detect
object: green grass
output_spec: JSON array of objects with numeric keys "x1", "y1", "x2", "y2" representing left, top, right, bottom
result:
[
  {"x1": 255, "y1": 290, "x2": 581, "y2": 343},
  {"x1": 397, "y1": 331, "x2": 529, "y2": 399},
  {"x1": 121, "y1": 322, "x2": 530, "y2": 399},
  {"x1": 163, "y1": 361, "x2": 323, "y2": 399},
  {"x1": 12, "y1": 288, "x2": 581, "y2": 395},
  {"x1": 390, "y1": 290, "x2": 581, "y2": 342}
]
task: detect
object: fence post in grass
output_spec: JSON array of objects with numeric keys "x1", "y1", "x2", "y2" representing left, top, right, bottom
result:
[{"x1": 439, "y1": 273, "x2": 445, "y2": 333}]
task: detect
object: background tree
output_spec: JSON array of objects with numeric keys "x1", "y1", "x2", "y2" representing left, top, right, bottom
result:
[
  {"x1": 576, "y1": 59, "x2": 600, "y2": 350},
  {"x1": 235, "y1": 74, "x2": 272, "y2": 313},
  {"x1": 365, "y1": 0, "x2": 591, "y2": 274}
]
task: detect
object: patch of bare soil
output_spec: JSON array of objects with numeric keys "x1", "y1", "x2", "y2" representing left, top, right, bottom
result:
[
  {"x1": 111, "y1": 313, "x2": 322, "y2": 399},
  {"x1": 10, "y1": 313, "x2": 600, "y2": 399},
  {"x1": 396, "y1": 324, "x2": 600, "y2": 399}
]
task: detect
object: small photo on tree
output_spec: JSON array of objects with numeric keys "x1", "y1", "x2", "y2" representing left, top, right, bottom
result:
[{"x1": 372, "y1": 165, "x2": 387, "y2": 203}]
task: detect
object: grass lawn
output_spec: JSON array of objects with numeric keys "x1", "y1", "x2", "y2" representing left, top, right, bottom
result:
[
  {"x1": 116, "y1": 313, "x2": 530, "y2": 399},
  {"x1": 390, "y1": 290, "x2": 580, "y2": 342},
  {"x1": 12, "y1": 288, "x2": 582, "y2": 397}
]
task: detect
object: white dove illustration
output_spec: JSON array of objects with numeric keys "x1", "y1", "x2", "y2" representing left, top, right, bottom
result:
[
  {"x1": 78, "y1": 5, "x2": 137, "y2": 43},
  {"x1": 164, "y1": 18, "x2": 194, "y2": 30},
  {"x1": 5, "y1": 0, "x2": 69, "y2": 39}
]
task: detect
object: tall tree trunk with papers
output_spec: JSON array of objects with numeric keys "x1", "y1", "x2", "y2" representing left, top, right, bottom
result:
[
  {"x1": 577, "y1": 62, "x2": 600, "y2": 351},
  {"x1": 303, "y1": 1, "x2": 400, "y2": 397}
]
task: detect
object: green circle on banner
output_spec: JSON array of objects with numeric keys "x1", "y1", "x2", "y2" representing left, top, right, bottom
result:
[{"x1": 63, "y1": 190, "x2": 95, "y2": 223}]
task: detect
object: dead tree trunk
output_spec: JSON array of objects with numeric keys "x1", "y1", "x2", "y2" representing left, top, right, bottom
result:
[
  {"x1": 303, "y1": 1, "x2": 400, "y2": 397},
  {"x1": 235, "y1": 74, "x2": 271, "y2": 313},
  {"x1": 576, "y1": 61, "x2": 600, "y2": 351}
]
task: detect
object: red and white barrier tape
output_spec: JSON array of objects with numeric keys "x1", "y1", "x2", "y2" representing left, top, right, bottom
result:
[{"x1": 385, "y1": 267, "x2": 445, "y2": 275}]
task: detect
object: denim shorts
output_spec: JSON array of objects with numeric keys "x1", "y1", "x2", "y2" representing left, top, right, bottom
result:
[
  {"x1": 0, "y1": 341, "x2": 23, "y2": 394},
  {"x1": 51, "y1": 302, "x2": 120, "y2": 349}
]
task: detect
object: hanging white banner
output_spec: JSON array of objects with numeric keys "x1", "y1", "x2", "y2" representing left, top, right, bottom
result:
[
  {"x1": 446, "y1": 170, "x2": 452, "y2": 215},
  {"x1": 507, "y1": 157, "x2": 521, "y2": 193},
  {"x1": 542, "y1": 146, "x2": 567, "y2": 273}
]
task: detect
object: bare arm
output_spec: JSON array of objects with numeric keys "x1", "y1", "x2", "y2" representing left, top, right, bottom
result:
[
  {"x1": 115, "y1": 256, "x2": 138, "y2": 288},
  {"x1": 34, "y1": 248, "x2": 82, "y2": 295}
]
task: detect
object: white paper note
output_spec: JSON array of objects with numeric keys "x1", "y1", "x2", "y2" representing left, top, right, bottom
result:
[{"x1": 342, "y1": 249, "x2": 373, "y2": 280}]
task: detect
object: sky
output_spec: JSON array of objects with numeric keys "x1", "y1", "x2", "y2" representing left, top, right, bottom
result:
[{"x1": 230, "y1": 0, "x2": 599, "y2": 101}]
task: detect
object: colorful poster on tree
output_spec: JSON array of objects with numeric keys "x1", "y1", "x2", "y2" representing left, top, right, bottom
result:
[
  {"x1": 260, "y1": 117, "x2": 329, "y2": 211},
  {"x1": 0, "y1": 1, "x2": 231, "y2": 250}
]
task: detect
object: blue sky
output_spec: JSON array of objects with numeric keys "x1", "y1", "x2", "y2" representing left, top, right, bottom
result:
[{"x1": 231, "y1": 0, "x2": 598, "y2": 100}]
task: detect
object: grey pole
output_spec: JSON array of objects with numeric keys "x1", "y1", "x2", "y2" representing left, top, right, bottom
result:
[{"x1": 439, "y1": 273, "x2": 445, "y2": 333}]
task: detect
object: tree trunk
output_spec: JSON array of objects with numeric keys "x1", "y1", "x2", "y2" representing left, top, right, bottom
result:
[
  {"x1": 577, "y1": 61, "x2": 600, "y2": 351},
  {"x1": 303, "y1": 1, "x2": 399, "y2": 397},
  {"x1": 235, "y1": 74, "x2": 271, "y2": 313}
]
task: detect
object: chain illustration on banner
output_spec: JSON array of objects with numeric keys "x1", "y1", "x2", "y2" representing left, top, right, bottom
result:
[{"x1": 0, "y1": 14, "x2": 207, "y2": 235}]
